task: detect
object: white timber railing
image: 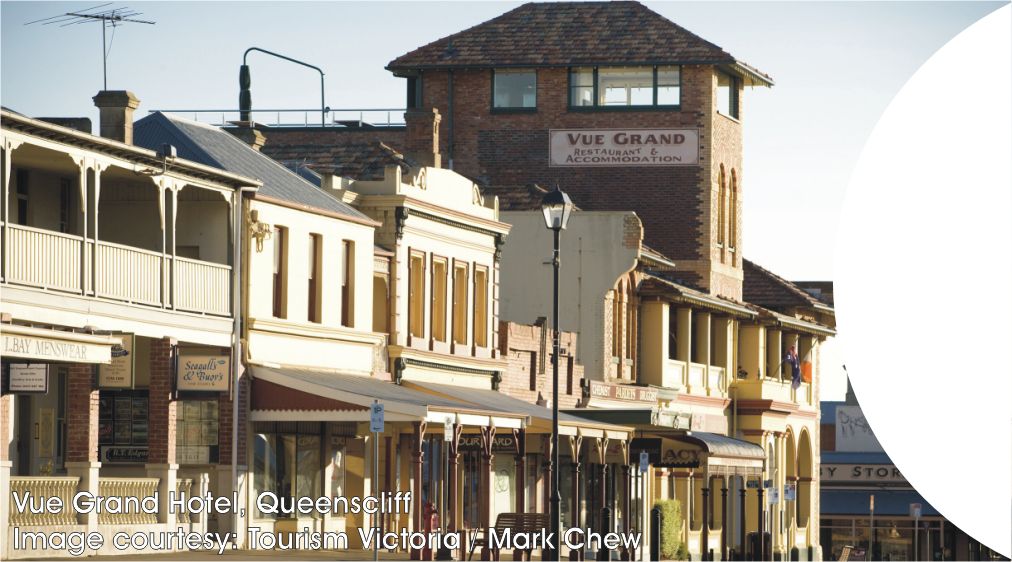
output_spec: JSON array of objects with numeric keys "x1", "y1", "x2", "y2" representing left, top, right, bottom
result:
[
  {"x1": 708, "y1": 366, "x2": 727, "y2": 395},
  {"x1": 96, "y1": 477, "x2": 160, "y2": 525},
  {"x1": 9, "y1": 476, "x2": 79, "y2": 526},
  {"x1": 95, "y1": 241, "x2": 163, "y2": 306},
  {"x1": 4, "y1": 224, "x2": 84, "y2": 293},
  {"x1": 3, "y1": 223, "x2": 231, "y2": 317},
  {"x1": 174, "y1": 257, "x2": 231, "y2": 316},
  {"x1": 688, "y1": 362, "x2": 706, "y2": 392}
]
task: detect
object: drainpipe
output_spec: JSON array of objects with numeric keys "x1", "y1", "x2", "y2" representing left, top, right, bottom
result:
[
  {"x1": 447, "y1": 70, "x2": 454, "y2": 170},
  {"x1": 232, "y1": 185, "x2": 257, "y2": 544}
]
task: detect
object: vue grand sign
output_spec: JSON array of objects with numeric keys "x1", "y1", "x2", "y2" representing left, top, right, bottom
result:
[{"x1": 549, "y1": 128, "x2": 699, "y2": 167}]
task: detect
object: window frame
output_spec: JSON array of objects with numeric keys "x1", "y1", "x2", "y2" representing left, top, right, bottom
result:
[
  {"x1": 430, "y1": 255, "x2": 449, "y2": 344},
  {"x1": 716, "y1": 70, "x2": 740, "y2": 120},
  {"x1": 272, "y1": 226, "x2": 288, "y2": 319},
  {"x1": 568, "y1": 65, "x2": 682, "y2": 112},
  {"x1": 340, "y1": 239, "x2": 355, "y2": 328},
  {"x1": 308, "y1": 233, "x2": 322, "y2": 323},
  {"x1": 408, "y1": 249, "x2": 426, "y2": 341},
  {"x1": 451, "y1": 260, "x2": 469, "y2": 346},
  {"x1": 472, "y1": 264, "x2": 489, "y2": 349},
  {"x1": 490, "y1": 68, "x2": 538, "y2": 113}
]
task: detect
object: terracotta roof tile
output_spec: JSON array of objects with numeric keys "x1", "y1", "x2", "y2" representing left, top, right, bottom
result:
[
  {"x1": 388, "y1": 2, "x2": 752, "y2": 72},
  {"x1": 742, "y1": 259, "x2": 830, "y2": 311}
]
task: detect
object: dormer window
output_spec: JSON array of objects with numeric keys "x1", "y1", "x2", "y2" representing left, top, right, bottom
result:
[
  {"x1": 569, "y1": 65, "x2": 681, "y2": 110},
  {"x1": 492, "y1": 69, "x2": 537, "y2": 111}
]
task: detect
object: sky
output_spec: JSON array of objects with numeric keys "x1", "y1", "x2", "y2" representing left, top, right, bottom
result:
[{"x1": 1, "y1": 0, "x2": 1005, "y2": 399}]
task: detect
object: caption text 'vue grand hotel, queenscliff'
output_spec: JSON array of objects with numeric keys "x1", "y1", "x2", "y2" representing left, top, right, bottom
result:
[{"x1": 0, "y1": 3, "x2": 841, "y2": 561}]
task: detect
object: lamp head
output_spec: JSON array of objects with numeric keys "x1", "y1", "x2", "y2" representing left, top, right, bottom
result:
[{"x1": 541, "y1": 184, "x2": 573, "y2": 231}]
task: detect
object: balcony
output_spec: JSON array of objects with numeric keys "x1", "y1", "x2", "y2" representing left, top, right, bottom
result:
[
  {"x1": 1, "y1": 141, "x2": 234, "y2": 321},
  {"x1": 660, "y1": 358, "x2": 728, "y2": 398},
  {"x1": 3, "y1": 223, "x2": 231, "y2": 316},
  {"x1": 732, "y1": 376, "x2": 814, "y2": 407}
]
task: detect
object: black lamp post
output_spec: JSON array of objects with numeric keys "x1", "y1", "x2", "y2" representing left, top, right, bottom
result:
[{"x1": 541, "y1": 185, "x2": 573, "y2": 561}]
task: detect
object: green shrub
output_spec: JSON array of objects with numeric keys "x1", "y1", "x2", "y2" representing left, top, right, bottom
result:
[{"x1": 653, "y1": 499, "x2": 684, "y2": 559}]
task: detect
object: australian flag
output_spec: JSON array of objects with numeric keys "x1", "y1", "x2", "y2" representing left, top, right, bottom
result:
[{"x1": 786, "y1": 348, "x2": 802, "y2": 389}]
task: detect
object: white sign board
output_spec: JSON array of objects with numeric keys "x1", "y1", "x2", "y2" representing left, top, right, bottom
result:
[
  {"x1": 549, "y1": 128, "x2": 699, "y2": 167},
  {"x1": 9, "y1": 364, "x2": 48, "y2": 393},
  {"x1": 784, "y1": 482, "x2": 797, "y2": 501},
  {"x1": 444, "y1": 420, "x2": 454, "y2": 442},
  {"x1": 639, "y1": 450, "x2": 649, "y2": 473},
  {"x1": 910, "y1": 503, "x2": 922, "y2": 519},
  {"x1": 370, "y1": 402, "x2": 384, "y2": 433},
  {"x1": 176, "y1": 355, "x2": 230, "y2": 392},
  {"x1": 767, "y1": 487, "x2": 780, "y2": 504}
]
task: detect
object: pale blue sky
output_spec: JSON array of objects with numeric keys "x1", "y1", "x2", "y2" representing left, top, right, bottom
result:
[{"x1": 1, "y1": 0, "x2": 1002, "y2": 283}]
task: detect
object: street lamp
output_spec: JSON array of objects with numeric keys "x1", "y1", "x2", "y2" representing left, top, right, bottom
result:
[{"x1": 542, "y1": 185, "x2": 573, "y2": 561}]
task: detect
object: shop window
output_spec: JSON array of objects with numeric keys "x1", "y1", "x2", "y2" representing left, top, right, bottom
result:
[
  {"x1": 329, "y1": 440, "x2": 346, "y2": 497},
  {"x1": 308, "y1": 234, "x2": 322, "y2": 323},
  {"x1": 569, "y1": 65, "x2": 681, "y2": 109},
  {"x1": 341, "y1": 240, "x2": 355, "y2": 328},
  {"x1": 272, "y1": 226, "x2": 288, "y2": 319},
  {"x1": 492, "y1": 69, "x2": 536, "y2": 110},
  {"x1": 717, "y1": 71, "x2": 740, "y2": 119},
  {"x1": 98, "y1": 390, "x2": 149, "y2": 463},
  {"x1": 431, "y1": 257, "x2": 448, "y2": 342},
  {"x1": 452, "y1": 262, "x2": 469, "y2": 345},
  {"x1": 461, "y1": 449, "x2": 481, "y2": 527},
  {"x1": 409, "y1": 251, "x2": 426, "y2": 339},
  {"x1": 252, "y1": 422, "x2": 322, "y2": 520},
  {"x1": 473, "y1": 266, "x2": 488, "y2": 347},
  {"x1": 176, "y1": 399, "x2": 219, "y2": 464}
]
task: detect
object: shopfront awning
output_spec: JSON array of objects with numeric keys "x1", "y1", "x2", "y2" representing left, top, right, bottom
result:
[
  {"x1": 1, "y1": 323, "x2": 122, "y2": 364},
  {"x1": 822, "y1": 489, "x2": 939, "y2": 517},
  {"x1": 249, "y1": 365, "x2": 524, "y2": 428},
  {"x1": 403, "y1": 381, "x2": 632, "y2": 440}
]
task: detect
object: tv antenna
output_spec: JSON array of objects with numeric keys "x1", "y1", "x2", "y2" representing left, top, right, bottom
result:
[{"x1": 26, "y1": 4, "x2": 155, "y2": 90}]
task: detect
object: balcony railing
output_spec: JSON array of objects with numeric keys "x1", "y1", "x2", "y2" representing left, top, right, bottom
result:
[
  {"x1": 708, "y1": 366, "x2": 727, "y2": 395},
  {"x1": 3, "y1": 223, "x2": 231, "y2": 316},
  {"x1": 8, "y1": 476, "x2": 79, "y2": 526},
  {"x1": 97, "y1": 477, "x2": 160, "y2": 525}
]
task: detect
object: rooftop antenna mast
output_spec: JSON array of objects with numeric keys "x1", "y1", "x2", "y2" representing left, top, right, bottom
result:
[{"x1": 26, "y1": 3, "x2": 155, "y2": 90}]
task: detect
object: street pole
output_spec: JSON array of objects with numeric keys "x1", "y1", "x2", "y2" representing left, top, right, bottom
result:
[
  {"x1": 869, "y1": 494, "x2": 875, "y2": 560},
  {"x1": 550, "y1": 226, "x2": 562, "y2": 562}
]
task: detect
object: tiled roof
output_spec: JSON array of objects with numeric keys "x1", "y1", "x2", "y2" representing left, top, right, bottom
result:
[
  {"x1": 388, "y1": 1, "x2": 771, "y2": 84},
  {"x1": 483, "y1": 183, "x2": 552, "y2": 211},
  {"x1": 742, "y1": 259, "x2": 829, "y2": 311},
  {"x1": 133, "y1": 113, "x2": 369, "y2": 221},
  {"x1": 262, "y1": 142, "x2": 414, "y2": 182}
]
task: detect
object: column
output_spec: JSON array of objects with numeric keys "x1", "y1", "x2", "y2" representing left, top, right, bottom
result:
[
  {"x1": 702, "y1": 485, "x2": 710, "y2": 561},
  {"x1": 694, "y1": 311, "x2": 711, "y2": 366},
  {"x1": 146, "y1": 337, "x2": 178, "y2": 531},
  {"x1": 740, "y1": 484, "x2": 747, "y2": 560},
  {"x1": 411, "y1": 421, "x2": 426, "y2": 561},
  {"x1": 739, "y1": 324, "x2": 764, "y2": 380},
  {"x1": 757, "y1": 487, "x2": 765, "y2": 561},
  {"x1": 766, "y1": 328, "x2": 782, "y2": 381},
  {"x1": 570, "y1": 459, "x2": 586, "y2": 558},
  {"x1": 65, "y1": 363, "x2": 100, "y2": 533},
  {"x1": 90, "y1": 164, "x2": 103, "y2": 296},
  {"x1": 513, "y1": 428, "x2": 526, "y2": 561},
  {"x1": 447, "y1": 425, "x2": 462, "y2": 560},
  {"x1": 622, "y1": 464, "x2": 631, "y2": 561},
  {"x1": 479, "y1": 426, "x2": 496, "y2": 560},
  {"x1": 638, "y1": 300, "x2": 668, "y2": 386},
  {"x1": 721, "y1": 482, "x2": 729, "y2": 561}
]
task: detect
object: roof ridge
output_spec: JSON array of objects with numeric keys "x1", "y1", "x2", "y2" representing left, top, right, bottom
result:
[{"x1": 744, "y1": 258, "x2": 821, "y2": 307}]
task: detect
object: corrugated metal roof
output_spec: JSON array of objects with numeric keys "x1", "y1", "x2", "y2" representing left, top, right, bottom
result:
[
  {"x1": 678, "y1": 431, "x2": 765, "y2": 460},
  {"x1": 134, "y1": 112, "x2": 369, "y2": 221},
  {"x1": 408, "y1": 381, "x2": 611, "y2": 427}
]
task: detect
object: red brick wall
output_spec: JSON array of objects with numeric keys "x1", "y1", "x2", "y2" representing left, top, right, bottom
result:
[
  {"x1": 498, "y1": 320, "x2": 584, "y2": 408},
  {"x1": 66, "y1": 363, "x2": 98, "y2": 463},
  {"x1": 0, "y1": 391, "x2": 9, "y2": 462},
  {"x1": 148, "y1": 337, "x2": 176, "y2": 465},
  {"x1": 253, "y1": 127, "x2": 406, "y2": 151},
  {"x1": 417, "y1": 65, "x2": 744, "y2": 295}
]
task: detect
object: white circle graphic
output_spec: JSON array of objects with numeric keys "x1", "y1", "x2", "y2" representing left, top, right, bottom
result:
[{"x1": 836, "y1": 5, "x2": 1011, "y2": 557}]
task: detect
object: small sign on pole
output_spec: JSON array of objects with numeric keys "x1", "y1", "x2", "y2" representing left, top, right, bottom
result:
[
  {"x1": 444, "y1": 418, "x2": 454, "y2": 442},
  {"x1": 639, "y1": 450, "x2": 649, "y2": 473},
  {"x1": 747, "y1": 479, "x2": 760, "y2": 489},
  {"x1": 767, "y1": 487, "x2": 780, "y2": 504},
  {"x1": 909, "y1": 502, "x2": 922, "y2": 519},
  {"x1": 370, "y1": 401, "x2": 384, "y2": 433},
  {"x1": 784, "y1": 482, "x2": 797, "y2": 501}
]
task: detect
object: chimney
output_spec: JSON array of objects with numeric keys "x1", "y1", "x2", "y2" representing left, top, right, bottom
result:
[
  {"x1": 403, "y1": 108, "x2": 441, "y2": 168},
  {"x1": 231, "y1": 127, "x2": 267, "y2": 152},
  {"x1": 92, "y1": 90, "x2": 140, "y2": 144}
]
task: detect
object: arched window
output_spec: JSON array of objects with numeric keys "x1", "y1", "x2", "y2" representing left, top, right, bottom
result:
[
  {"x1": 729, "y1": 169, "x2": 738, "y2": 264},
  {"x1": 717, "y1": 165, "x2": 727, "y2": 253}
]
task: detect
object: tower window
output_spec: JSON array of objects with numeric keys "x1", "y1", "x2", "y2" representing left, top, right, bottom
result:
[
  {"x1": 492, "y1": 69, "x2": 537, "y2": 110},
  {"x1": 717, "y1": 71, "x2": 740, "y2": 119}
]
